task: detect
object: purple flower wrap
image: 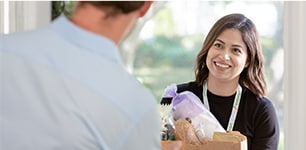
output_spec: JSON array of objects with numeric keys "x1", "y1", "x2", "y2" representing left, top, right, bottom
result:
[
  {"x1": 172, "y1": 91, "x2": 204, "y2": 120},
  {"x1": 162, "y1": 84, "x2": 178, "y2": 98}
]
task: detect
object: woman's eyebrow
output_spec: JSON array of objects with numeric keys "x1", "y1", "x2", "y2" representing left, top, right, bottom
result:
[{"x1": 215, "y1": 39, "x2": 225, "y2": 44}]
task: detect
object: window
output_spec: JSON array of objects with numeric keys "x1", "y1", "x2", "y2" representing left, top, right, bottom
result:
[{"x1": 0, "y1": 0, "x2": 10, "y2": 34}]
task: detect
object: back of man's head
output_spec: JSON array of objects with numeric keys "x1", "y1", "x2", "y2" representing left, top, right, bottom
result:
[{"x1": 79, "y1": 1, "x2": 145, "y2": 17}]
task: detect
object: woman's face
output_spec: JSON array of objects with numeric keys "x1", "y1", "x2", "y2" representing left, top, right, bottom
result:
[{"x1": 206, "y1": 28, "x2": 249, "y2": 83}]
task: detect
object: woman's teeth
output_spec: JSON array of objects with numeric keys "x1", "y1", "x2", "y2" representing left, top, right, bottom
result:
[{"x1": 215, "y1": 62, "x2": 230, "y2": 68}]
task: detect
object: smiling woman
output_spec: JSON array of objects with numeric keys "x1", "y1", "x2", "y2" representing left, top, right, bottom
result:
[
  {"x1": 132, "y1": 1, "x2": 285, "y2": 148},
  {"x1": 160, "y1": 13, "x2": 280, "y2": 150}
]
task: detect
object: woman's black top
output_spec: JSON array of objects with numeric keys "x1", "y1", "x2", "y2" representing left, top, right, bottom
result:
[{"x1": 161, "y1": 81, "x2": 279, "y2": 150}]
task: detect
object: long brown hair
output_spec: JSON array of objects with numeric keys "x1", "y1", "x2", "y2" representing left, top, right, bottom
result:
[{"x1": 194, "y1": 13, "x2": 266, "y2": 97}]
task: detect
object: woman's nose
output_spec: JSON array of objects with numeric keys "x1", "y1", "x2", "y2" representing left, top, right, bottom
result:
[{"x1": 221, "y1": 52, "x2": 230, "y2": 60}]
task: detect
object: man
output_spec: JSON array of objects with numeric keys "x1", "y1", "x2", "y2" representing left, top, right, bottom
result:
[{"x1": 0, "y1": 1, "x2": 161, "y2": 149}]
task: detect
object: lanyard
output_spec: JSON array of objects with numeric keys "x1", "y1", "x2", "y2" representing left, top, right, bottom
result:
[{"x1": 203, "y1": 81, "x2": 242, "y2": 131}]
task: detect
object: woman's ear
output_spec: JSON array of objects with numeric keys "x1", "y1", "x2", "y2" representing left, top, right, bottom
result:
[
  {"x1": 139, "y1": 1, "x2": 153, "y2": 17},
  {"x1": 244, "y1": 60, "x2": 249, "y2": 68}
]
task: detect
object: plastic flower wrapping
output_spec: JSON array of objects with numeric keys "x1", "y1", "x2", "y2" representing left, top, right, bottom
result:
[
  {"x1": 160, "y1": 84, "x2": 225, "y2": 141},
  {"x1": 160, "y1": 84, "x2": 177, "y2": 140}
]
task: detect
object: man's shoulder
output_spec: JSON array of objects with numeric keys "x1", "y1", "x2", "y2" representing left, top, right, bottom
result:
[
  {"x1": 7, "y1": 26, "x2": 52, "y2": 38},
  {"x1": 1, "y1": 26, "x2": 55, "y2": 51}
]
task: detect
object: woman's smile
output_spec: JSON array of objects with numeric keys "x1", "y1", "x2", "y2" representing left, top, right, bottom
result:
[{"x1": 214, "y1": 61, "x2": 232, "y2": 69}]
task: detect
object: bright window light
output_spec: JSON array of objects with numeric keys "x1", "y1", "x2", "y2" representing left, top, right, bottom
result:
[{"x1": 3, "y1": 0, "x2": 9, "y2": 34}]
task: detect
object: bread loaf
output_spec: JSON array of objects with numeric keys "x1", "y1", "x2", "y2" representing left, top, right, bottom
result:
[{"x1": 174, "y1": 119, "x2": 202, "y2": 145}]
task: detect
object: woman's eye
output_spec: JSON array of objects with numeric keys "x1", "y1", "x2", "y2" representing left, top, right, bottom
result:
[
  {"x1": 233, "y1": 48, "x2": 242, "y2": 54},
  {"x1": 214, "y1": 43, "x2": 222, "y2": 48}
]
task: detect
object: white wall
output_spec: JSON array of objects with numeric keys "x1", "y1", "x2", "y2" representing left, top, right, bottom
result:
[
  {"x1": 0, "y1": 1, "x2": 51, "y2": 34},
  {"x1": 0, "y1": 1, "x2": 7, "y2": 33},
  {"x1": 284, "y1": 1, "x2": 306, "y2": 150}
]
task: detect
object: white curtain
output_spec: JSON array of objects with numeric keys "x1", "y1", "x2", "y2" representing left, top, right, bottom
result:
[{"x1": 284, "y1": 1, "x2": 306, "y2": 150}]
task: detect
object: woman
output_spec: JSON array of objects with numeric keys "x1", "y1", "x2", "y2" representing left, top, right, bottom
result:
[{"x1": 161, "y1": 13, "x2": 279, "y2": 150}]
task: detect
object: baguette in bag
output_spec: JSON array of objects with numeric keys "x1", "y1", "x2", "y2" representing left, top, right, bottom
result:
[{"x1": 175, "y1": 118, "x2": 248, "y2": 150}]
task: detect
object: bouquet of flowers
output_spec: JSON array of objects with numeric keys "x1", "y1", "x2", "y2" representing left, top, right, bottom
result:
[{"x1": 160, "y1": 84, "x2": 177, "y2": 140}]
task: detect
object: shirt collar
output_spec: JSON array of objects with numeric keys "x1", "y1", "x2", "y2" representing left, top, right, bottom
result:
[{"x1": 50, "y1": 15, "x2": 122, "y2": 65}]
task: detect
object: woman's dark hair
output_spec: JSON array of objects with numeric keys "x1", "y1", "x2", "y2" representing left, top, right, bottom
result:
[{"x1": 195, "y1": 13, "x2": 266, "y2": 97}]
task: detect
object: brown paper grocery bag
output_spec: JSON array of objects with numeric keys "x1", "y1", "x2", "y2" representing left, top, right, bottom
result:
[
  {"x1": 161, "y1": 138, "x2": 247, "y2": 150},
  {"x1": 182, "y1": 140, "x2": 247, "y2": 150},
  {"x1": 165, "y1": 119, "x2": 247, "y2": 150},
  {"x1": 181, "y1": 132, "x2": 247, "y2": 150}
]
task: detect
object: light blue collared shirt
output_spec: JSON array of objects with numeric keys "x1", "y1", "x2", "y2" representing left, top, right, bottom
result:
[{"x1": 0, "y1": 16, "x2": 160, "y2": 150}]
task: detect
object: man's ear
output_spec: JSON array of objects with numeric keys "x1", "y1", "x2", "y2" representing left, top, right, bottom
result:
[{"x1": 139, "y1": 1, "x2": 153, "y2": 17}]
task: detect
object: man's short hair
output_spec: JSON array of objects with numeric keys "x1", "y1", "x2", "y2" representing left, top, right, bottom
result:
[{"x1": 80, "y1": 1, "x2": 145, "y2": 16}]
